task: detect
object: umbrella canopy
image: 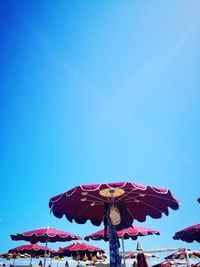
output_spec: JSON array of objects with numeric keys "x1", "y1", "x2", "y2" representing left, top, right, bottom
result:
[
  {"x1": 84, "y1": 225, "x2": 160, "y2": 241},
  {"x1": 8, "y1": 244, "x2": 55, "y2": 257},
  {"x1": 11, "y1": 227, "x2": 81, "y2": 243},
  {"x1": 57, "y1": 243, "x2": 105, "y2": 257},
  {"x1": 165, "y1": 249, "x2": 200, "y2": 260},
  {"x1": 173, "y1": 223, "x2": 200, "y2": 243},
  {"x1": 49, "y1": 181, "x2": 179, "y2": 226}
]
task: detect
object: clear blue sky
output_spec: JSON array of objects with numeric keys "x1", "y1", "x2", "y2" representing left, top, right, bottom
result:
[{"x1": 0, "y1": 0, "x2": 200, "y2": 266}]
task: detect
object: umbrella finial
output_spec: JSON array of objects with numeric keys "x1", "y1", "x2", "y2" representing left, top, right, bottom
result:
[{"x1": 136, "y1": 242, "x2": 142, "y2": 251}]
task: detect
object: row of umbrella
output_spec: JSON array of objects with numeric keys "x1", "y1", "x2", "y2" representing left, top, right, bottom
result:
[
  {"x1": 4, "y1": 224, "x2": 200, "y2": 266},
  {"x1": 3, "y1": 181, "x2": 199, "y2": 267},
  {"x1": 48, "y1": 181, "x2": 200, "y2": 267}
]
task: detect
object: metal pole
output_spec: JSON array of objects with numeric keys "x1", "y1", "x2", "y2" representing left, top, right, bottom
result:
[
  {"x1": 185, "y1": 247, "x2": 190, "y2": 267},
  {"x1": 44, "y1": 240, "x2": 48, "y2": 267},
  {"x1": 121, "y1": 237, "x2": 126, "y2": 267}
]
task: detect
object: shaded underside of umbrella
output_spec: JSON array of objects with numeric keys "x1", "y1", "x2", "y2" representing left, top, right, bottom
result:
[
  {"x1": 84, "y1": 225, "x2": 160, "y2": 241},
  {"x1": 11, "y1": 227, "x2": 81, "y2": 243},
  {"x1": 165, "y1": 249, "x2": 200, "y2": 260},
  {"x1": 8, "y1": 244, "x2": 55, "y2": 257},
  {"x1": 49, "y1": 181, "x2": 179, "y2": 226},
  {"x1": 57, "y1": 243, "x2": 105, "y2": 257},
  {"x1": 173, "y1": 223, "x2": 200, "y2": 243},
  {"x1": 0, "y1": 253, "x2": 31, "y2": 259}
]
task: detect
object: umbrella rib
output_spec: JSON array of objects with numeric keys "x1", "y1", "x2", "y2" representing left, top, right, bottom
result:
[
  {"x1": 123, "y1": 193, "x2": 178, "y2": 203},
  {"x1": 81, "y1": 192, "x2": 109, "y2": 203},
  {"x1": 134, "y1": 199, "x2": 167, "y2": 214}
]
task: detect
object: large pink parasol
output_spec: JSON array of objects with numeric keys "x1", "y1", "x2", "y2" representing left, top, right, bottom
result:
[
  {"x1": 11, "y1": 227, "x2": 81, "y2": 243},
  {"x1": 49, "y1": 181, "x2": 179, "y2": 226},
  {"x1": 57, "y1": 243, "x2": 105, "y2": 257},
  {"x1": 84, "y1": 225, "x2": 160, "y2": 241},
  {"x1": 173, "y1": 223, "x2": 200, "y2": 243},
  {"x1": 165, "y1": 249, "x2": 200, "y2": 260}
]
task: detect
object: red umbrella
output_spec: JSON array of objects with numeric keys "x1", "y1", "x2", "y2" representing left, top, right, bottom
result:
[
  {"x1": 165, "y1": 249, "x2": 200, "y2": 260},
  {"x1": 57, "y1": 243, "x2": 105, "y2": 257},
  {"x1": 11, "y1": 227, "x2": 81, "y2": 243},
  {"x1": 84, "y1": 225, "x2": 160, "y2": 241},
  {"x1": 49, "y1": 181, "x2": 179, "y2": 267},
  {"x1": 84, "y1": 225, "x2": 159, "y2": 266},
  {"x1": 0, "y1": 252, "x2": 30, "y2": 265},
  {"x1": 49, "y1": 181, "x2": 179, "y2": 226},
  {"x1": 11, "y1": 227, "x2": 81, "y2": 267},
  {"x1": 9, "y1": 244, "x2": 55, "y2": 264},
  {"x1": 173, "y1": 223, "x2": 200, "y2": 243},
  {"x1": 136, "y1": 243, "x2": 149, "y2": 267}
]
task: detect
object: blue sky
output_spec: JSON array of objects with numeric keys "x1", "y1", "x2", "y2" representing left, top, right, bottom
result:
[{"x1": 0, "y1": 0, "x2": 200, "y2": 265}]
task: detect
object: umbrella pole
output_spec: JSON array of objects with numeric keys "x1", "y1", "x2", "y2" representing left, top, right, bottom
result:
[
  {"x1": 44, "y1": 240, "x2": 48, "y2": 267},
  {"x1": 13, "y1": 258, "x2": 15, "y2": 265},
  {"x1": 30, "y1": 256, "x2": 33, "y2": 265},
  {"x1": 185, "y1": 247, "x2": 190, "y2": 267},
  {"x1": 121, "y1": 237, "x2": 126, "y2": 267}
]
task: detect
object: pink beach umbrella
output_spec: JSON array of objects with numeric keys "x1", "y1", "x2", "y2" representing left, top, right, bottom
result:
[
  {"x1": 173, "y1": 223, "x2": 200, "y2": 243},
  {"x1": 84, "y1": 225, "x2": 160, "y2": 241},
  {"x1": 84, "y1": 225, "x2": 160, "y2": 266},
  {"x1": 135, "y1": 243, "x2": 149, "y2": 267},
  {"x1": 8, "y1": 244, "x2": 55, "y2": 265},
  {"x1": 49, "y1": 181, "x2": 179, "y2": 225},
  {"x1": 165, "y1": 249, "x2": 200, "y2": 260},
  {"x1": 0, "y1": 252, "x2": 30, "y2": 265},
  {"x1": 57, "y1": 243, "x2": 105, "y2": 257},
  {"x1": 11, "y1": 227, "x2": 81, "y2": 267},
  {"x1": 49, "y1": 181, "x2": 179, "y2": 267}
]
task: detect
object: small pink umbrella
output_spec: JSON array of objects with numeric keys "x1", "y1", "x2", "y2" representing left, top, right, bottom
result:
[
  {"x1": 0, "y1": 252, "x2": 30, "y2": 265},
  {"x1": 57, "y1": 243, "x2": 105, "y2": 257},
  {"x1": 9, "y1": 244, "x2": 55, "y2": 265},
  {"x1": 135, "y1": 242, "x2": 149, "y2": 267},
  {"x1": 84, "y1": 225, "x2": 160, "y2": 241},
  {"x1": 165, "y1": 249, "x2": 200, "y2": 260},
  {"x1": 11, "y1": 227, "x2": 81, "y2": 243},
  {"x1": 173, "y1": 223, "x2": 200, "y2": 243},
  {"x1": 84, "y1": 225, "x2": 159, "y2": 266}
]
